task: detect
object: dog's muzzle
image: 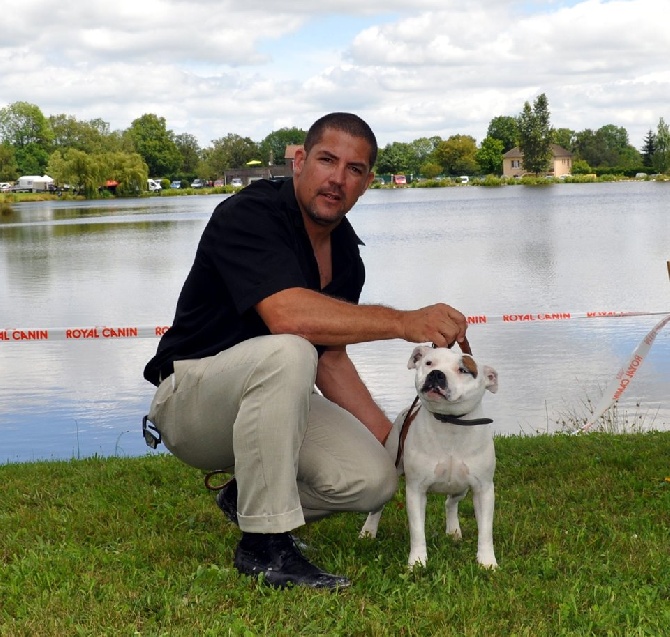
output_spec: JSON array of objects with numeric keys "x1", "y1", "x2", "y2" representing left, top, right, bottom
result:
[{"x1": 421, "y1": 369, "x2": 447, "y2": 393}]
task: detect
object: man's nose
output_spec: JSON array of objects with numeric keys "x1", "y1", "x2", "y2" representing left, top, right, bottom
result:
[{"x1": 329, "y1": 162, "x2": 346, "y2": 184}]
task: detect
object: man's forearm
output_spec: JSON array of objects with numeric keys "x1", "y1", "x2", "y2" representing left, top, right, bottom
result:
[
  {"x1": 315, "y1": 348, "x2": 392, "y2": 444},
  {"x1": 256, "y1": 287, "x2": 467, "y2": 348},
  {"x1": 258, "y1": 288, "x2": 403, "y2": 345}
]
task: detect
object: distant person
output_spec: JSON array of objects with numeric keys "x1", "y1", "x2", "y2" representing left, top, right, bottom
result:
[{"x1": 143, "y1": 112, "x2": 467, "y2": 589}]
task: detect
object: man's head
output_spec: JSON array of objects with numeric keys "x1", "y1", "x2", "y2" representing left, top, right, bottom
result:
[
  {"x1": 293, "y1": 112, "x2": 377, "y2": 230},
  {"x1": 304, "y1": 112, "x2": 378, "y2": 169}
]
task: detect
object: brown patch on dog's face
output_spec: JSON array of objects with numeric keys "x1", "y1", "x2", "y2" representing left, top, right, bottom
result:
[{"x1": 461, "y1": 354, "x2": 479, "y2": 378}]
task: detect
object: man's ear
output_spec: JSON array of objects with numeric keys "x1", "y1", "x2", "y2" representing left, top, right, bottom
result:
[
  {"x1": 365, "y1": 172, "x2": 376, "y2": 190},
  {"x1": 293, "y1": 147, "x2": 306, "y2": 177}
]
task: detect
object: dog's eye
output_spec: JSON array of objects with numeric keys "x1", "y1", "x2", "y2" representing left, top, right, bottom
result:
[
  {"x1": 425, "y1": 360, "x2": 433, "y2": 366},
  {"x1": 458, "y1": 366, "x2": 474, "y2": 376}
]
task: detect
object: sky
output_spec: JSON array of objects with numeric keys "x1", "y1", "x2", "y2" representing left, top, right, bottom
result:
[{"x1": 2, "y1": 0, "x2": 668, "y2": 150}]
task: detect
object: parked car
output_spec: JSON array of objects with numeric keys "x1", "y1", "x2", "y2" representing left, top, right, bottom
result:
[
  {"x1": 190, "y1": 179, "x2": 206, "y2": 188},
  {"x1": 230, "y1": 178, "x2": 243, "y2": 188},
  {"x1": 170, "y1": 180, "x2": 182, "y2": 189},
  {"x1": 213, "y1": 179, "x2": 225, "y2": 187},
  {"x1": 147, "y1": 179, "x2": 161, "y2": 192},
  {"x1": 0, "y1": 182, "x2": 11, "y2": 192}
]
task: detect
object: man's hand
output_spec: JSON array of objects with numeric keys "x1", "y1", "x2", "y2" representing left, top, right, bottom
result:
[{"x1": 400, "y1": 303, "x2": 467, "y2": 348}]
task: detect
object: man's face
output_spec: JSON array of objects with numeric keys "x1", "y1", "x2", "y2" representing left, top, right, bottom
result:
[{"x1": 293, "y1": 128, "x2": 375, "y2": 228}]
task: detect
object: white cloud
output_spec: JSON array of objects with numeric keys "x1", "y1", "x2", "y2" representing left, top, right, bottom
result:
[{"x1": 0, "y1": 0, "x2": 668, "y2": 149}]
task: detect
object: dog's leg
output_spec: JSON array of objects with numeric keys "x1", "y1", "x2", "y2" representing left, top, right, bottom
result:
[
  {"x1": 472, "y1": 483, "x2": 497, "y2": 569},
  {"x1": 405, "y1": 482, "x2": 429, "y2": 568},
  {"x1": 445, "y1": 491, "x2": 467, "y2": 541},
  {"x1": 360, "y1": 507, "x2": 383, "y2": 539}
]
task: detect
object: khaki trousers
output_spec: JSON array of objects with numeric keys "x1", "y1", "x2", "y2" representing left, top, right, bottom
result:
[{"x1": 147, "y1": 334, "x2": 397, "y2": 533}]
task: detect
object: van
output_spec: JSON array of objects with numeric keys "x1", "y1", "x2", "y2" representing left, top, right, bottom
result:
[{"x1": 147, "y1": 179, "x2": 162, "y2": 192}]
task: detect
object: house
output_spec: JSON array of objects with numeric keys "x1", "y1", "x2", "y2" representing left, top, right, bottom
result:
[{"x1": 502, "y1": 144, "x2": 572, "y2": 178}]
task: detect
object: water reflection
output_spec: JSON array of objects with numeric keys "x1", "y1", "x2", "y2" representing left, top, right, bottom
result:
[{"x1": 1, "y1": 185, "x2": 669, "y2": 463}]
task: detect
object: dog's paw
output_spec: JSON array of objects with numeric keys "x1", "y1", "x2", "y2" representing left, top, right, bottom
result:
[
  {"x1": 446, "y1": 526, "x2": 462, "y2": 541},
  {"x1": 359, "y1": 527, "x2": 377, "y2": 539},
  {"x1": 477, "y1": 554, "x2": 498, "y2": 570},
  {"x1": 407, "y1": 552, "x2": 427, "y2": 570}
]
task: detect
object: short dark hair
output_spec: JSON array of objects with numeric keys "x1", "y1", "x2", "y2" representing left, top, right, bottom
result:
[{"x1": 304, "y1": 112, "x2": 378, "y2": 169}]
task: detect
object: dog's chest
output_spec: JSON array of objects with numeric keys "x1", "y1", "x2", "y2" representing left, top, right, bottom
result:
[
  {"x1": 404, "y1": 447, "x2": 472, "y2": 494},
  {"x1": 402, "y1": 419, "x2": 494, "y2": 494}
]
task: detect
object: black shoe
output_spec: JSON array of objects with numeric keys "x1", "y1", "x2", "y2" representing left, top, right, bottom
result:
[
  {"x1": 234, "y1": 532, "x2": 351, "y2": 590},
  {"x1": 215, "y1": 478, "x2": 238, "y2": 526},
  {"x1": 215, "y1": 479, "x2": 309, "y2": 550}
]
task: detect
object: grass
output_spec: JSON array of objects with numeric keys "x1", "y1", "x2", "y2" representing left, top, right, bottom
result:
[{"x1": 2, "y1": 432, "x2": 670, "y2": 636}]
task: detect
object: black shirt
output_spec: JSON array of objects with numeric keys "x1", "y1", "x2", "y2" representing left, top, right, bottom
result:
[{"x1": 143, "y1": 178, "x2": 365, "y2": 386}]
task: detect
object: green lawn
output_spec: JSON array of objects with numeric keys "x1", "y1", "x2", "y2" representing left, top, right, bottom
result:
[{"x1": 2, "y1": 432, "x2": 669, "y2": 636}]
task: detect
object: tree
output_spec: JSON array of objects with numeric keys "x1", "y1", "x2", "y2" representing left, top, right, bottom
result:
[
  {"x1": 48, "y1": 149, "x2": 148, "y2": 196},
  {"x1": 571, "y1": 159, "x2": 592, "y2": 174},
  {"x1": 517, "y1": 93, "x2": 552, "y2": 175},
  {"x1": 49, "y1": 114, "x2": 112, "y2": 154},
  {"x1": 641, "y1": 129, "x2": 656, "y2": 167},
  {"x1": 203, "y1": 134, "x2": 259, "y2": 177},
  {"x1": 652, "y1": 117, "x2": 670, "y2": 174},
  {"x1": 486, "y1": 116, "x2": 519, "y2": 153},
  {"x1": 553, "y1": 128, "x2": 576, "y2": 152},
  {"x1": 125, "y1": 114, "x2": 181, "y2": 177},
  {"x1": 103, "y1": 151, "x2": 149, "y2": 195},
  {"x1": 47, "y1": 149, "x2": 105, "y2": 196},
  {"x1": 173, "y1": 133, "x2": 201, "y2": 177},
  {"x1": 475, "y1": 136, "x2": 504, "y2": 175},
  {"x1": 0, "y1": 142, "x2": 19, "y2": 181},
  {"x1": 259, "y1": 127, "x2": 306, "y2": 166},
  {"x1": 407, "y1": 136, "x2": 442, "y2": 175},
  {"x1": 419, "y1": 162, "x2": 443, "y2": 179},
  {"x1": 574, "y1": 125, "x2": 640, "y2": 169},
  {"x1": 376, "y1": 142, "x2": 414, "y2": 174},
  {"x1": 0, "y1": 101, "x2": 52, "y2": 148},
  {"x1": 0, "y1": 101, "x2": 53, "y2": 175},
  {"x1": 433, "y1": 135, "x2": 479, "y2": 176}
]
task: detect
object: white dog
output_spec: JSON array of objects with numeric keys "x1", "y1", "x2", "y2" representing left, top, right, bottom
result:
[{"x1": 361, "y1": 345, "x2": 499, "y2": 569}]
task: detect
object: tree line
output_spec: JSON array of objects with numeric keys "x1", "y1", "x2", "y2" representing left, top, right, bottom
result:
[{"x1": 0, "y1": 96, "x2": 668, "y2": 196}]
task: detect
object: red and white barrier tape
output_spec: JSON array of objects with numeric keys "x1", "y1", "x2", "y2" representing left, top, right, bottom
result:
[
  {"x1": 577, "y1": 312, "x2": 670, "y2": 433},
  {"x1": 1, "y1": 310, "x2": 669, "y2": 343},
  {"x1": 2, "y1": 308, "x2": 669, "y2": 434}
]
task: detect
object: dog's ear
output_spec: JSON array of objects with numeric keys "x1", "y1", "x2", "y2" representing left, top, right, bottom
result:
[
  {"x1": 407, "y1": 345, "x2": 431, "y2": 369},
  {"x1": 483, "y1": 365, "x2": 499, "y2": 394}
]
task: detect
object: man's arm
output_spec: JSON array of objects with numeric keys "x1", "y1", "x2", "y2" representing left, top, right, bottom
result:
[
  {"x1": 255, "y1": 287, "x2": 467, "y2": 349},
  {"x1": 315, "y1": 347, "x2": 393, "y2": 444}
]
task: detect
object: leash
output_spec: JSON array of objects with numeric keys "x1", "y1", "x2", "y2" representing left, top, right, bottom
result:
[{"x1": 394, "y1": 336, "x2": 488, "y2": 467}]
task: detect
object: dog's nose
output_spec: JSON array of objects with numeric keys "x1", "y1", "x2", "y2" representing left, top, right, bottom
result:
[{"x1": 425, "y1": 369, "x2": 447, "y2": 389}]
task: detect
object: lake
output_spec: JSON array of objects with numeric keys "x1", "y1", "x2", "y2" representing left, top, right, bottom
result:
[{"x1": 1, "y1": 181, "x2": 669, "y2": 464}]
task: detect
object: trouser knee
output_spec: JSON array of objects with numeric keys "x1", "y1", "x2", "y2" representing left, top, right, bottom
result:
[{"x1": 249, "y1": 334, "x2": 318, "y2": 392}]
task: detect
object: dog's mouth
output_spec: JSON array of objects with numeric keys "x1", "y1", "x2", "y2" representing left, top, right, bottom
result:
[{"x1": 420, "y1": 370, "x2": 451, "y2": 401}]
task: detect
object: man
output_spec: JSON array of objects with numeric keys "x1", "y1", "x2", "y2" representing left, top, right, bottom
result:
[{"x1": 144, "y1": 112, "x2": 467, "y2": 590}]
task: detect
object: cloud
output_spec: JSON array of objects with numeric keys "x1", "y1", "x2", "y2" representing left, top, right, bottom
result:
[{"x1": 0, "y1": 0, "x2": 668, "y2": 149}]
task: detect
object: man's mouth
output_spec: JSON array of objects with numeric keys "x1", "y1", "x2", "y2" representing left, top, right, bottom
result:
[{"x1": 320, "y1": 190, "x2": 342, "y2": 202}]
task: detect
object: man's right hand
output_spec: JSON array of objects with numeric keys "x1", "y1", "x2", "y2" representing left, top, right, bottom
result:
[{"x1": 400, "y1": 303, "x2": 467, "y2": 348}]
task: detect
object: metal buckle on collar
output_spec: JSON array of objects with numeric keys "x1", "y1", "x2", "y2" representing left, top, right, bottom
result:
[{"x1": 142, "y1": 415, "x2": 162, "y2": 449}]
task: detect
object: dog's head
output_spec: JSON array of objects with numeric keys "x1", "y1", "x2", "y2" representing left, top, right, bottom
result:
[{"x1": 408, "y1": 345, "x2": 498, "y2": 416}]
